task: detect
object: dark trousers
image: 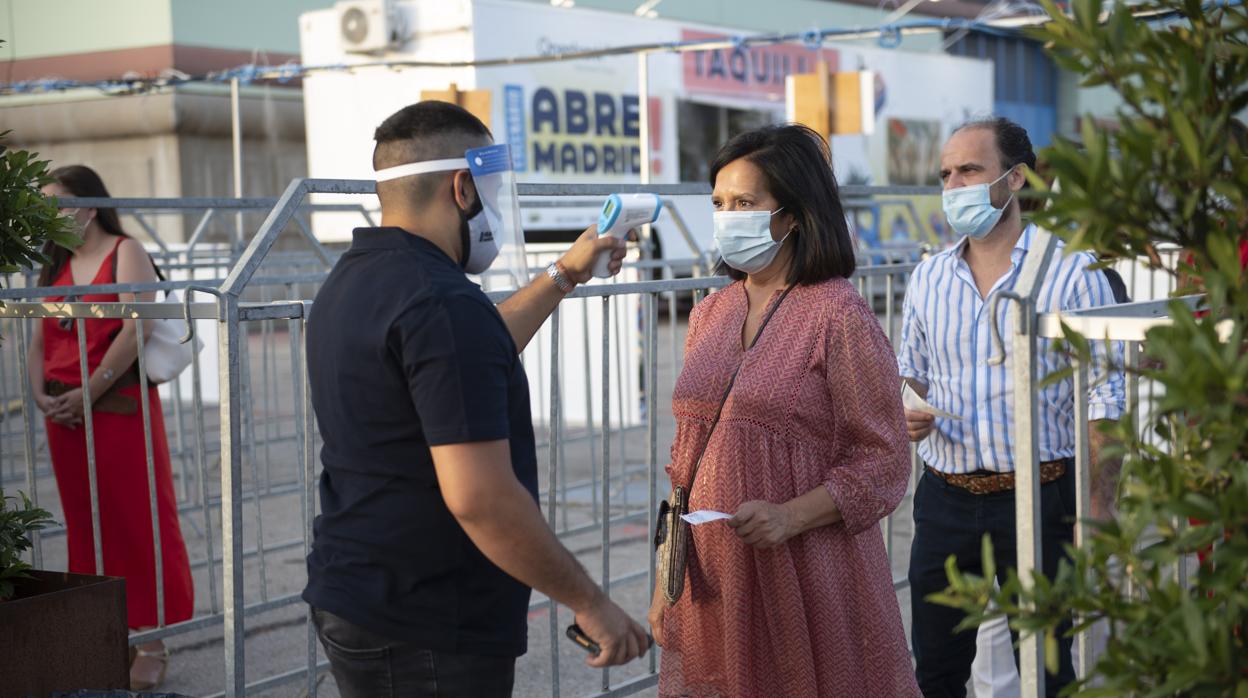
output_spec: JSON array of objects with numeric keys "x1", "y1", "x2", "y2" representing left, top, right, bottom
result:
[
  {"x1": 908, "y1": 463, "x2": 1077, "y2": 698},
  {"x1": 312, "y1": 607, "x2": 516, "y2": 698}
]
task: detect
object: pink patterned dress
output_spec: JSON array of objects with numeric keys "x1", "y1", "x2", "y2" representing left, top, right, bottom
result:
[{"x1": 659, "y1": 278, "x2": 920, "y2": 698}]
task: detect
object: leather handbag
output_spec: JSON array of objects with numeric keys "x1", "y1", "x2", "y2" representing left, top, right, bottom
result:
[{"x1": 654, "y1": 284, "x2": 794, "y2": 606}]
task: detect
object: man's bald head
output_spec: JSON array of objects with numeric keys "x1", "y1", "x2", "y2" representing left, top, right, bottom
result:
[{"x1": 372, "y1": 101, "x2": 492, "y2": 212}]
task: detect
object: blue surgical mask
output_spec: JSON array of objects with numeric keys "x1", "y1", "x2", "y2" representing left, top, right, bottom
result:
[
  {"x1": 942, "y1": 168, "x2": 1015, "y2": 240},
  {"x1": 714, "y1": 207, "x2": 789, "y2": 274}
]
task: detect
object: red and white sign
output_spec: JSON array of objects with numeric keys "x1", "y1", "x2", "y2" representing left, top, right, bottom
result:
[{"x1": 681, "y1": 29, "x2": 839, "y2": 100}]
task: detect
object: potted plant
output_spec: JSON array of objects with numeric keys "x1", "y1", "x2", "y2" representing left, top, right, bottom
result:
[
  {"x1": 0, "y1": 487, "x2": 130, "y2": 694},
  {"x1": 0, "y1": 488, "x2": 56, "y2": 599}
]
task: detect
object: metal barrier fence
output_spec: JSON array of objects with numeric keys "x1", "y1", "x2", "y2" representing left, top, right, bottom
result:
[
  {"x1": 50, "y1": 197, "x2": 374, "y2": 266},
  {"x1": 5, "y1": 180, "x2": 1181, "y2": 697}
]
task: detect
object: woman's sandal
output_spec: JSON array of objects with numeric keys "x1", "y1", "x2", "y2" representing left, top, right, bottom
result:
[{"x1": 129, "y1": 645, "x2": 169, "y2": 691}]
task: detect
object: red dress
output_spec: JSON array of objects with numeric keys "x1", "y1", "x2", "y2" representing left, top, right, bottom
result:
[
  {"x1": 660, "y1": 279, "x2": 920, "y2": 697},
  {"x1": 42, "y1": 238, "x2": 194, "y2": 629}
]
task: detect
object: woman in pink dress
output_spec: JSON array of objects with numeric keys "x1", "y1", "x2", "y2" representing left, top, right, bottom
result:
[{"x1": 648, "y1": 125, "x2": 919, "y2": 697}]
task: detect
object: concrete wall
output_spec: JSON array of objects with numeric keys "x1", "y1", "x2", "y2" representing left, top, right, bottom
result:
[
  {"x1": 22, "y1": 133, "x2": 183, "y2": 199},
  {"x1": 21, "y1": 133, "x2": 187, "y2": 244},
  {"x1": 15, "y1": 132, "x2": 308, "y2": 245}
]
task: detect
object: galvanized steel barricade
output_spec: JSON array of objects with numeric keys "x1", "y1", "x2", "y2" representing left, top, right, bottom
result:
[
  {"x1": 0, "y1": 281, "x2": 346, "y2": 692},
  {"x1": 48, "y1": 195, "x2": 378, "y2": 268},
  {"x1": 0, "y1": 194, "x2": 380, "y2": 655},
  {"x1": 2, "y1": 179, "x2": 933, "y2": 697}
]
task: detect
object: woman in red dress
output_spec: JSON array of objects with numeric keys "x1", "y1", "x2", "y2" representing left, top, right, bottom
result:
[
  {"x1": 28, "y1": 165, "x2": 194, "y2": 690},
  {"x1": 648, "y1": 126, "x2": 919, "y2": 697}
]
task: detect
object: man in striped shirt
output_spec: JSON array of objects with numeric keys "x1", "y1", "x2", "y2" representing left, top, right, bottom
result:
[{"x1": 899, "y1": 117, "x2": 1125, "y2": 697}]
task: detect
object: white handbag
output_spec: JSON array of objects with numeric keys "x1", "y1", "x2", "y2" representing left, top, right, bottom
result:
[
  {"x1": 116, "y1": 253, "x2": 204, "y2": 384},
  {"x1": 141, "y1": 288, "x2": 203, "y2": 384}
]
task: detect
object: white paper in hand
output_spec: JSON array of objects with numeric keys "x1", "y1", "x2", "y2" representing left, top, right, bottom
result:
[
  {"x1": 680, "y1": 510, "x2": 733, "y2": 525},
  {"x1": 901, "y1": 382, "x2": 964, "y2": 420}
]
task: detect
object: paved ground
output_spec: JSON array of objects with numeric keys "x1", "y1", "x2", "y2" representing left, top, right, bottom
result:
[{"x1": 5, "y1": 306, "x2": 931, "y2": 698}]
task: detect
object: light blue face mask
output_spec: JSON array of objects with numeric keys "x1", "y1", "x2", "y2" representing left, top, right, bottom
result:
[
  {"x1": 941, "y1": 168, "x2": 1016, "y2": 240},
  {"x1": 713, "y1": 207, "x2": 788, "y2": 274}
]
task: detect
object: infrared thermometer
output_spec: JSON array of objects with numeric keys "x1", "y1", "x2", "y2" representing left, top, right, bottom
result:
[{"x1": 592, "y1": 193, "x2": 663, "y2": 278}]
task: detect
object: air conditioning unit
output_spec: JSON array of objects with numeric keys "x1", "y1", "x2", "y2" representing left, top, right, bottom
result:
[{"x1": 336, "y1": 0, "x2": 405, "y2": 54}]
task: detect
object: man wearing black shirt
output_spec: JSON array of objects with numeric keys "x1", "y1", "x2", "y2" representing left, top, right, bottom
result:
[{"x1": 304, "y1": 101, "x2": 648, "y2": 697}]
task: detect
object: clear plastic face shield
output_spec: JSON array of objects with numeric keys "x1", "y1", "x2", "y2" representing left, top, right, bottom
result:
[{"x1": 374, "y1": 144, "x2": 528, "y2": 290}]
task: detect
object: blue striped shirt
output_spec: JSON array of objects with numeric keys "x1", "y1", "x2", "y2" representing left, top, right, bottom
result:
[{"x1": 897, "y1": 224, "x2": 1125, "y2": 474}]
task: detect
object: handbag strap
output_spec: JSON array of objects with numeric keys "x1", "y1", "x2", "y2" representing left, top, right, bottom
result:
[{"x1": 683, "y1": 283, "x2": 795, "y2": 493}]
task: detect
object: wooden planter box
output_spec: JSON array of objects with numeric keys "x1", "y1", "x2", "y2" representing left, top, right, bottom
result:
[{"x1": 0, "y1": 570, "x2": 128, "y2": 697}]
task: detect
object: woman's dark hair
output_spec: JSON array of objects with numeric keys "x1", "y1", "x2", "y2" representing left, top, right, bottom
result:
[
  {"x1": 709, "y1": 124, "x2": 856, "y2": 284},
  {"x1": 38, "y1": 165, "x2": 128, "y2": 287}
]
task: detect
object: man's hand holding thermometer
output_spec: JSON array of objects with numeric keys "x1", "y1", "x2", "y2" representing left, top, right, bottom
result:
[{"x1": 550, "y1": 193, "x2": 663, "y2": 288}]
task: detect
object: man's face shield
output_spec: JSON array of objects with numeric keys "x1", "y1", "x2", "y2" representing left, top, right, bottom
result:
[{"x1": 374, "y1": 144, "x2": 527, "y2": 290}]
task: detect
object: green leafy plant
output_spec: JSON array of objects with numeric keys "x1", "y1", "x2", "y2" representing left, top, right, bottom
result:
[
  {"x1": 932, "y1": 0, "x2": 1248, "y2": 695},
  {"x1": 0, "y1": 488, "x2": 56, "y2": 601},
  {"x1": 0, "y1": 130, "x2": 80, "y2": 276}
]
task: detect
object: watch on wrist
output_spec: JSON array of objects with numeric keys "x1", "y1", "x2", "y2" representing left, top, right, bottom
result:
[{"x1": 546, "y1": 261, "x2": 575, "y2": 294}]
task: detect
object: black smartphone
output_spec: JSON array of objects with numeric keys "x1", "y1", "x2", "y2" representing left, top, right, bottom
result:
[
  {"x1": 566, "y1": 624, "x2": 601, "y2": 656},
  {"x1": 566, "y1": 624, "x2": 655, "y2": 657}
]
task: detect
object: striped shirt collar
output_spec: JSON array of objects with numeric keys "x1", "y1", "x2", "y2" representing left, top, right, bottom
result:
[{"x1": 947, "y1": 222, "x2": 1037, "y2": 263}]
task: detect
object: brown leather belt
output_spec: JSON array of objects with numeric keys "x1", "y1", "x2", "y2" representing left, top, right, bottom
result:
[
  {"x1": 45, "y1": 369, "x2": 141, "y2": 415},
  {"x1": 925, "y1": 460, "x2": 1067, "y2": 495}
]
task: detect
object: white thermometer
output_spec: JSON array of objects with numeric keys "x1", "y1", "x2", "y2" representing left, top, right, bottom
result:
[{"x1": 592, "y1": 193, "x2": 663, "y2": 278}]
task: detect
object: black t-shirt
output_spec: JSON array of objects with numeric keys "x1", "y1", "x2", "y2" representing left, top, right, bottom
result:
[{"x1": 302, "y1": 227, "x2": 538, "y2": 657}]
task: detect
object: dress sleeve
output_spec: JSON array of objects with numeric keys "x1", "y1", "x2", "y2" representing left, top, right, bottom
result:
[{"x1": 821, "y1": 295, "x2": 912, "y2": 535}]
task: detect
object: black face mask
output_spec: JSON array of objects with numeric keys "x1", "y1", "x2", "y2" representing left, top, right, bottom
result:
[{"x1": 456, "y1": 193, "x2": 485, "y2": 269}]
